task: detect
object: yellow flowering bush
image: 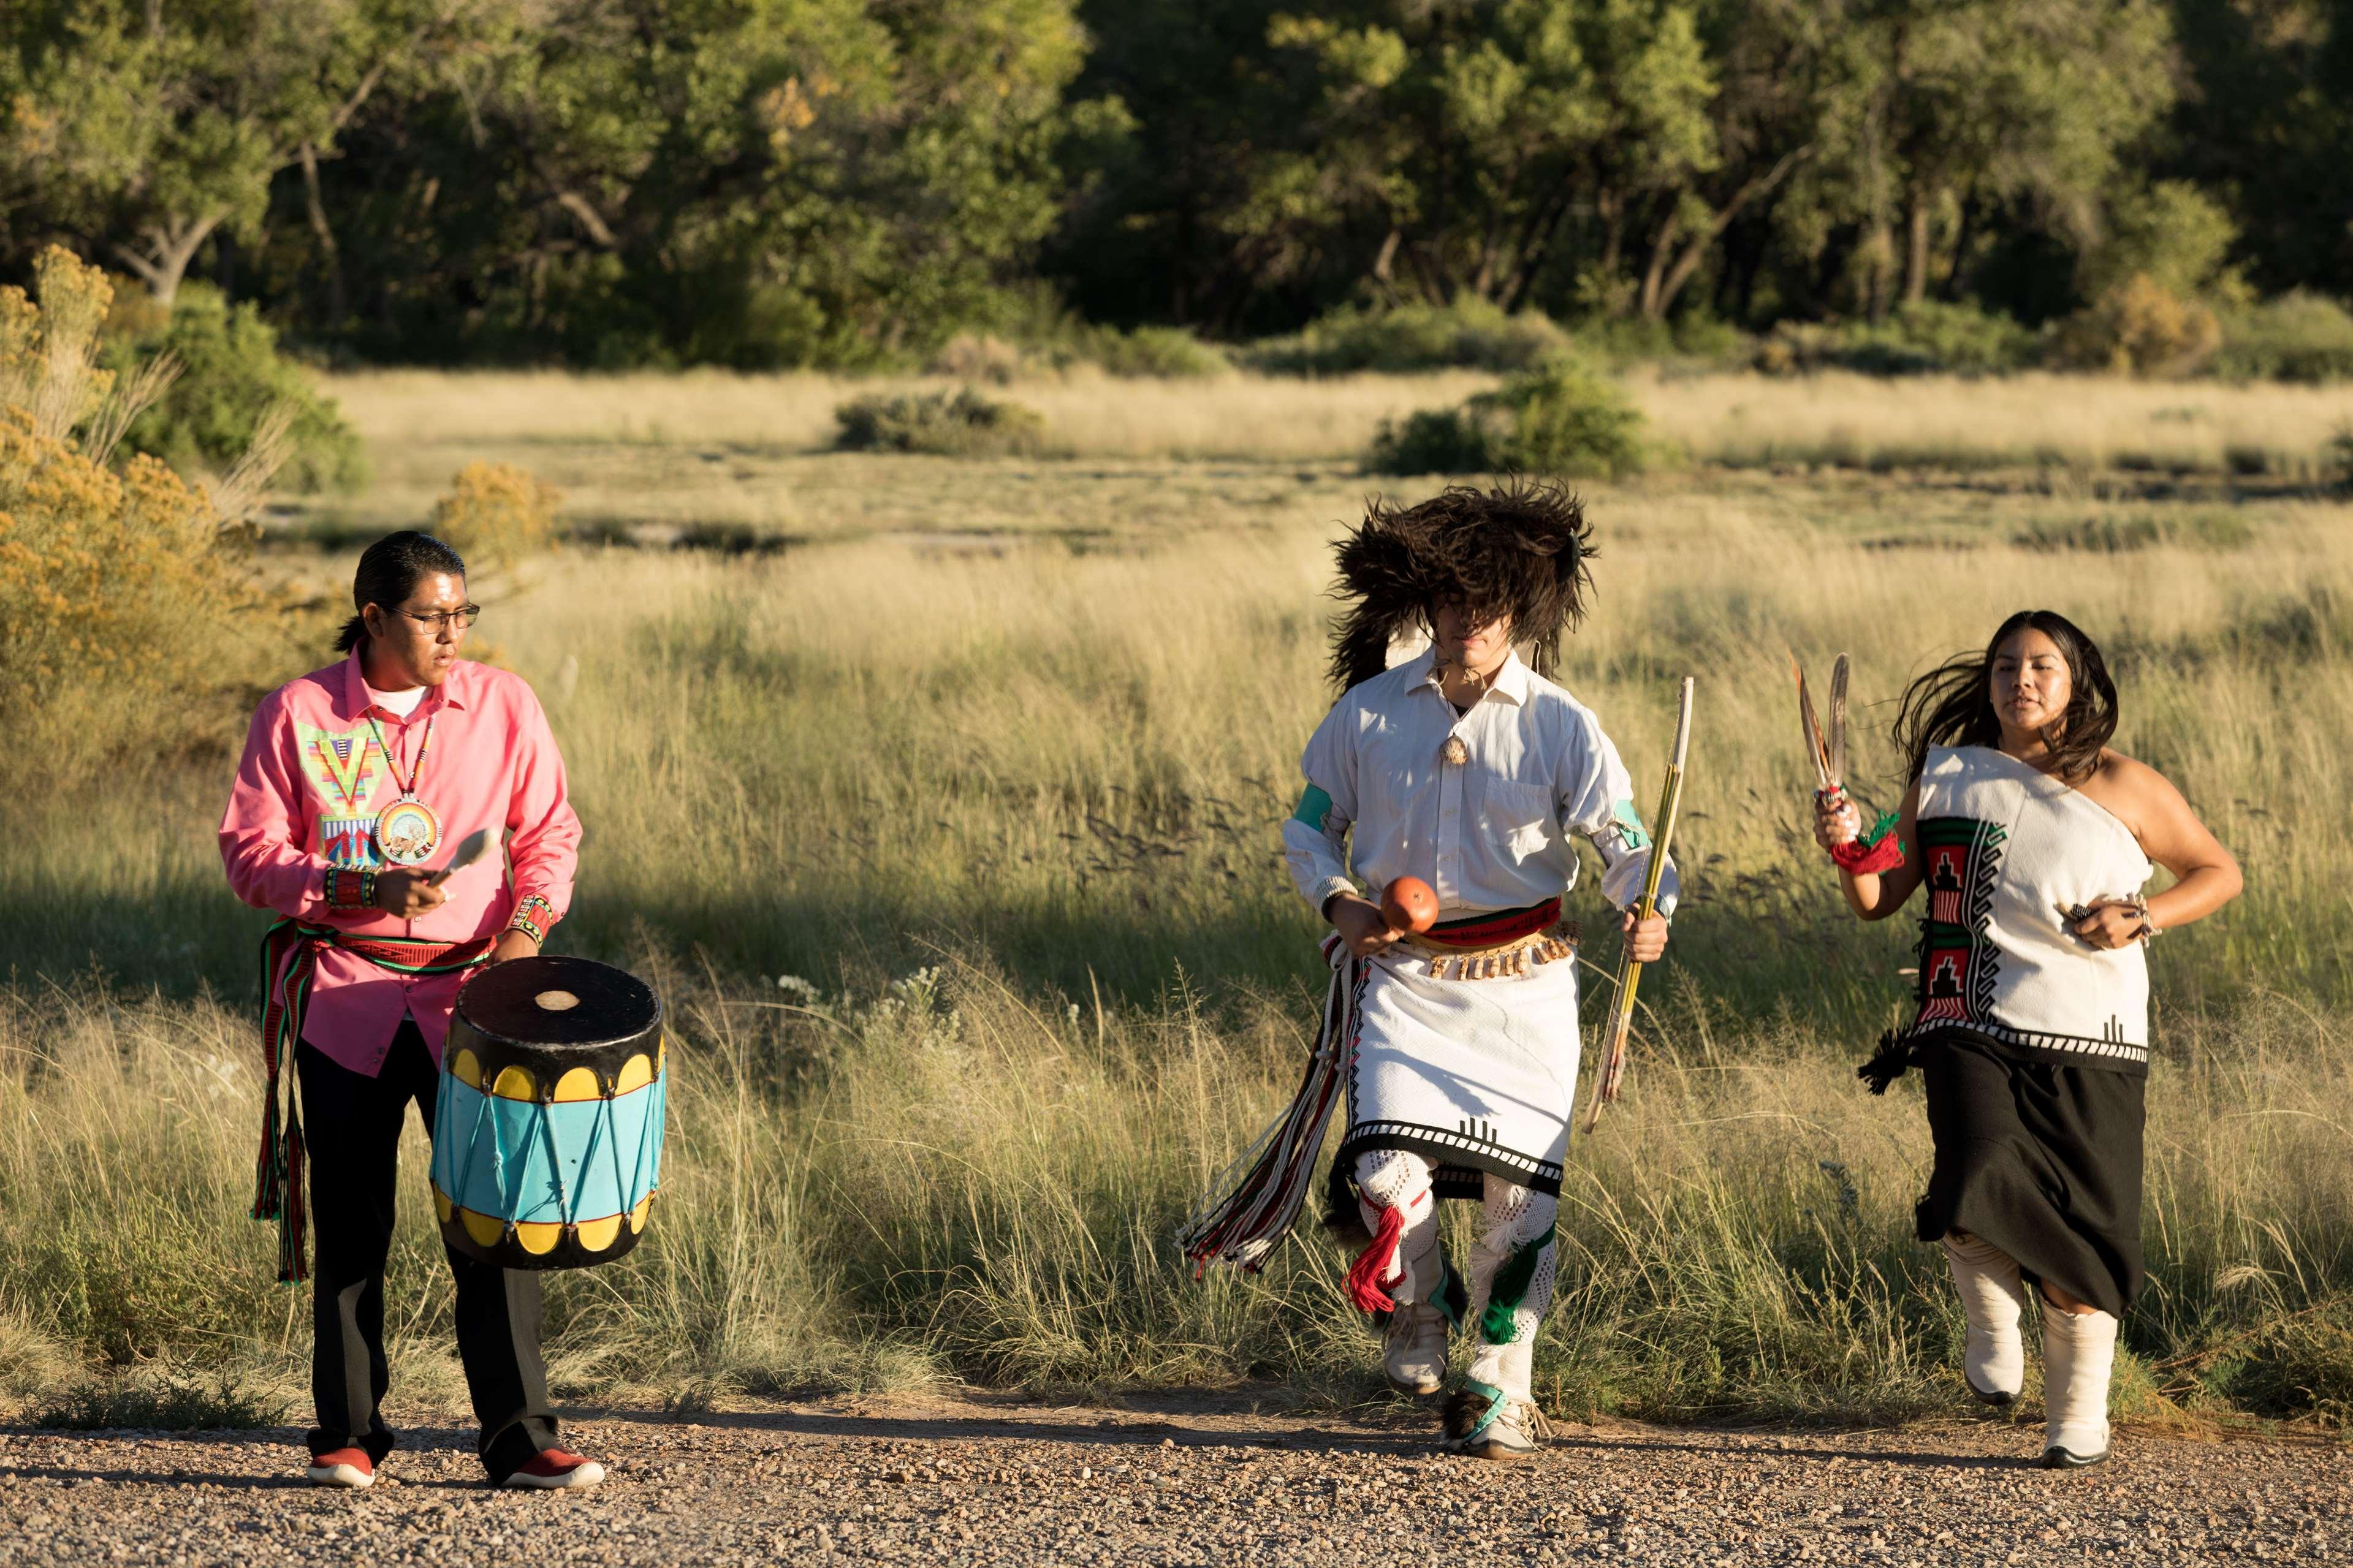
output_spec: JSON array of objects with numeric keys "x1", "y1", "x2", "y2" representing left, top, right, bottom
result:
[
  {"x1": 2053, "y1": 273, "x2": 2224, "y2": 377},
  {"x1": 0, "y1": 248, "x2": 282, "y2": 773},
  {"x1": 428, "y1": 460, "x2": 562, "y2": 576}
]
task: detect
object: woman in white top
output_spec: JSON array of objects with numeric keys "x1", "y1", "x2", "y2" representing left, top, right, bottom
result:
[{"x1": 1817, "y1": 610, "x2": 2240, "y2": 1469}]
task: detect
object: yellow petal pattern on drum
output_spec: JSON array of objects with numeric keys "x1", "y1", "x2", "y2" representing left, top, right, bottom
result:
[
  {"x1": 433, "y1": 1186, "x2": 453, "y2": 1223},
  {"x1": 613, "y1": 1053, "x2": 654, "y2": 1095},
  {"x1": 514, "y1": 1221, "x2": 562, "y2": 1255},
  {"x1": 656, "y1": 1035, "x2": 667, "y2": 1075},
  {"x1": 574, "y1": 1214, "x2": 623, "y2": 1251},
  {"x1": 629, "y1": 1195, "x2": 652, "y2": 1233},
  {"x1": 449, "y1": 1048, "x2": 483, "y2": 1091},
  {"x1": 552, "y1": 1066, "x2": 601, "y2": 1103},
  {"x1": 491, "y1": 1064, "x2": 536, "y2": 1102},
  {"x1": 461, "y1": 1207, "x2": 504, "y2": 1249}
]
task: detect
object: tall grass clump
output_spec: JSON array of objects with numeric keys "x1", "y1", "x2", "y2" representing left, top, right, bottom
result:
[
  {"x1": 1368, "y1": 356, "x2": 1649, "y2": 478},
  {"x1": 834, "y1": 386, "x2": 1047, "y2": 455}
]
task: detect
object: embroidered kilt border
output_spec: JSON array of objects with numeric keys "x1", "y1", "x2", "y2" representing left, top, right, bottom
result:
[{"x1": 252, "y1": 921, "x2": 493, "y2": 1283}]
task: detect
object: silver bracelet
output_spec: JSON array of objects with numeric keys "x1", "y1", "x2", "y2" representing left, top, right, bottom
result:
[{"x1": 2131, "y1": 890, "x2": 2160, "y2": 941}]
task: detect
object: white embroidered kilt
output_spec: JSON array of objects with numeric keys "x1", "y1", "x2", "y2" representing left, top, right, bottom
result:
[{"x1": 1336, "y1": 944, "x2": 1583, "y2": 1197}]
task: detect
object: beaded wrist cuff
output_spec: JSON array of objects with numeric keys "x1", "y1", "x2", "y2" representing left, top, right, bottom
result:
[
  {"x1": 327, "y1": 868, "x2": 378, "y2": 911},
  {"x1": 506, "y1": 894, "x2": 557, "y2": 945}
]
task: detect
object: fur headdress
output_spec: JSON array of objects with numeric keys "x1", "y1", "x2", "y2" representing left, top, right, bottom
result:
[{"x1": 1326, "y1": 478, "x2": 1596, "y2": 691}]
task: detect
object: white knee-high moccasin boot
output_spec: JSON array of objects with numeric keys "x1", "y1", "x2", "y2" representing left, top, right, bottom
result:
[
  {"x1": 2039, "y1": 1305, "x2": 2118, "y2": 1468},
  {"x1": 1942, "y1": 1233, "x2": 2026, "y2": 1404}
]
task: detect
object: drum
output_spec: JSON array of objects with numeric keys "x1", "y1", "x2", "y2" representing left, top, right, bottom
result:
[{"x1": 429, "y1": 955, "x2": 666, "y2": 1270}]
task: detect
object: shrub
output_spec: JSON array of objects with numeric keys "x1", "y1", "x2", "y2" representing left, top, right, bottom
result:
[
  {"x1": 1366, "y1": 406, "x2": 1505, "y2": 474},
  {"x1": 1250, "y1": 296, "x2": 1573, "y2": 375},
  {"x1": 1079, "y1": 325, "x2": 1231, "y2": 379},
  {"x1": 0, "y1": 407, "x2": 257, "y2": 721},
  {"x1": 1757, "y1": 301, "x2": 2038, "y2": 376},
  {"x1": 2051, "y1": 275, "x2": 2222, "y2": 377},
  {"x1": 833, "y1": 387, "x2": 1047, "y2": 456},
  {"x1": 932, "y1": 324, "x2": 1231, "y2": 381},
  {"x1": 429, "y1": 461, "x2": 563, "y2": 575},
  {"x1": 1572, "y1": 311, "x2": 1750, "y2": 370},
  {"x1": 103, "y1": 282, "x2": 367, "y2": 494},
  {"x1": 2214, "y1": 293, "x2": 2353, "y2": 384},
  {"x1": 927, "y1": 333, "x2": 1025, "y2": 385},
  {"x1": 0, "y1": 251, "x2": 292, "y2": 781},
  {"x1": 1367, "y1": 355, "x2": 1648, "y2": 478}
]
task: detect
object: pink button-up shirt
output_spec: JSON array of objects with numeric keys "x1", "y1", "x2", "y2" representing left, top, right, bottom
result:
[{"x1": 219, "y1": 652, "x2": 582, "y2": 1075}]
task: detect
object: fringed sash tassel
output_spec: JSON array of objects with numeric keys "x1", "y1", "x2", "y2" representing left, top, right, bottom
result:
[{"x1": 1179, "y1": 936, "x2": 1359, "y2": 1273}]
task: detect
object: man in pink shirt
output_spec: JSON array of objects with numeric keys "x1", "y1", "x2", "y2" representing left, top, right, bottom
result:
[{"x1": 220, "y1": 531, "x2": 603, "y2": 1491}]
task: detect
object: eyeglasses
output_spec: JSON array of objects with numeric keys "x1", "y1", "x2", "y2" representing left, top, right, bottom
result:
[{"x1": 387, "y1": 604, "x2": 482, "y2": 632}]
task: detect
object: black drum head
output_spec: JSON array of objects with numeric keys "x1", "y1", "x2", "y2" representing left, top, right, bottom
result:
[{"x1": 456, "y1": 955, "x2": 660, "y2": 1050}]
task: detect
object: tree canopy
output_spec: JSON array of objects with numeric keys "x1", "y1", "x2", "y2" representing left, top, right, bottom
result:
[{"x1": 2, "y1": 0, "x2": 2345, "y2": 363}]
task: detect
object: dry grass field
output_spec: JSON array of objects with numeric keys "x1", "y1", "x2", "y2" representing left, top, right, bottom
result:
[{"x1": 4, "y1": 368, "x2": 2352, "y2": 1437}]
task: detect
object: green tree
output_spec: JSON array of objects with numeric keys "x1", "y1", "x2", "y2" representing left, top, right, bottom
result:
[
  {"x1": 4, "y1": 1, "x2": 447, "y2": 304},
  {"x1": 2163, "y1": 0, "x2": 2353, "y2": 298},
  {"x1": 295, "y1": 0, "x2": 1092, "y2": 365},
  {"x1": 1227, "y1": 1, "x2": 1737, "y2": 318},
  {"x1": 1774, "y1": 0, "x2": 2175, "y2": 319}
]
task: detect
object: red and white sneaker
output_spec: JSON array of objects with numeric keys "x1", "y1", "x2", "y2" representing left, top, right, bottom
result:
[
  {"x1": 503, "y1": 1449, "x2": 606, "y2": 1490},
  {"x1": 305, "y1": 1448, "x2": 375, "y2": 1488}
]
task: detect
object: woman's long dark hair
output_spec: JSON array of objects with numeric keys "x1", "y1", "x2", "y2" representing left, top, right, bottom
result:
[
  {"x1": 335, "y1": 531, "x2": 467, "y2": 653},
  {"x1": 1893, "y1": 610, "x2": 2118, "y2": 784}
]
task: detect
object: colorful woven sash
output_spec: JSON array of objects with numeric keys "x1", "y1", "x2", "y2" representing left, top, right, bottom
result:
[{"x1": 253, "y1": 920, "x2": 493, "y2": 1283}]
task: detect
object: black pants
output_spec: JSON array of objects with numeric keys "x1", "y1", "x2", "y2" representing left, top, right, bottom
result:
[{"x1": 297, "y1": 1021, "x2": 559, "y2": 1478}]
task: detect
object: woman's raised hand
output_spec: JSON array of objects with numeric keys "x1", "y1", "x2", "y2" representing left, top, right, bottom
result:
[{"x1": 1813, "y1": 789, "x2": 1861, "y2": 852}]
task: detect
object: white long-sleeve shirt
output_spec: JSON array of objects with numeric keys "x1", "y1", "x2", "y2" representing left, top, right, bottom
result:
[{"x1": 1281, "y1": 648, "x2": 1678, "y2": 922}]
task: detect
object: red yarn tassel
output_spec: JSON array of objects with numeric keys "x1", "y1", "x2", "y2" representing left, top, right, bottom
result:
[
  {"x1": 1345, "y1": 1201, "x2": 1406, "y2": 1314},
  {"x1": 1829, "y1": 808, "x2": 1905, "y2": 874},
  {"x1": 1831, "y1": 835, "x2": 1904, "y2": 874}
]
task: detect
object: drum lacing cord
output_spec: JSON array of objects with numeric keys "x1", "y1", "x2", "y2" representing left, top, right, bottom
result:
[{"x1": 534, "y1": 1100, "x2": 573, "y2": 1238}]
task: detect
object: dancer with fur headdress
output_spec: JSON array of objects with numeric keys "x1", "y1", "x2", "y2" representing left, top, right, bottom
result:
[{"x1": 1182, "y1": 480, "x2": 1675, "y2": 1459}]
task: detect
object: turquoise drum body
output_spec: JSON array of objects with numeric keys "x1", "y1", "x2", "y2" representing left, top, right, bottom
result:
[{"x1": 430, "y1": 955, "x2": 666, "y2": 1270}]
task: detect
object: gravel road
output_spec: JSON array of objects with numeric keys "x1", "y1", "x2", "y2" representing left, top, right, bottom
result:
[{"x1": 2, "y1": 1393, "x2": 2345, "y2": 1565}]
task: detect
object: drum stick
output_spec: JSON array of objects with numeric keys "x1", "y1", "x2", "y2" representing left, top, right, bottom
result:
[{"x1": 428, "y1": 828, "x2": 492, "y2": 887}]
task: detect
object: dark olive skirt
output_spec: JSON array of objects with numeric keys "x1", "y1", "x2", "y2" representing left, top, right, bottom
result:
[{"x1": 1888, "y1": 1026, "x2": 2147, "y2": 1319}]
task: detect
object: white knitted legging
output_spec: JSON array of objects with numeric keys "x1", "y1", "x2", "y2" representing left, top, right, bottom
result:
[
  {"x1": 1464, "y1": 1174, "x2": 1559, "y2": 1403},
  {"x1": 1354, "y1": 1151, "x2": 1559, "y2": 1401}
]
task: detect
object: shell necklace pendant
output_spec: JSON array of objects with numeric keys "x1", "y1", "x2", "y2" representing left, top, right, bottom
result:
[{"x1": 1441, "y1": 734, "x2": 1469, "y2": 766}]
